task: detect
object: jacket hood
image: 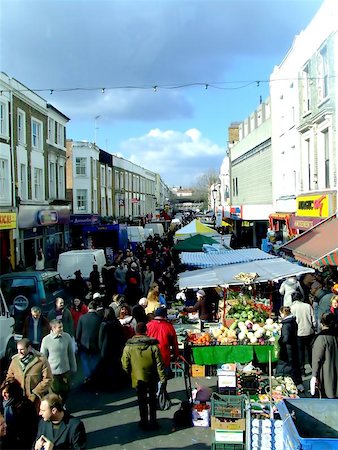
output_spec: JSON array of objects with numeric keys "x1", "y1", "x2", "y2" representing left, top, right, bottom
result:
[
  {"x1": 285, "y1": 277, "x2": 298, "y2": 287},
  {"x1": 126, "y1": 335, "x2": 159, "y2": 347}
]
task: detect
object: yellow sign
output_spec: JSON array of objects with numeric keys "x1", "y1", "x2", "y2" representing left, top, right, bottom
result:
[
  {"x1": 296, "y1": 194, "x2": 329, "y2": 218},
  {"x1": 0, "y1": 212, "x2": 16, "y2": 230}
]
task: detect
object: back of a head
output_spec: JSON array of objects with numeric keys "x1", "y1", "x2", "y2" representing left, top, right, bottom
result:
[
  {"x1": 321, "y1": 312, "x2": 337, "y2": 329},
  {"x1": 88, "y1": 300, "x2": 97, "y2": 310},
  {"x1": 136, "y1": 322, "x2": 147, "y2": 335},
  {"x1": 42, "y1": 393, "x2": 64, "y2": 412},
  {"x1": 291, "y1": 290, "x2": 304, "y2": 303}
]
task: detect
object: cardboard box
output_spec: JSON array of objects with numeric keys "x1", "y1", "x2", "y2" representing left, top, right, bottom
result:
[
  {"x1": 214, "y1": 430, "x2": 244, "y2": 443},
  {"x1": 211, "y1": 416, "x2": 246, "y2": 431},
  {"x1": 191, "y1": 364, "x2": 205, "y2": 377}
]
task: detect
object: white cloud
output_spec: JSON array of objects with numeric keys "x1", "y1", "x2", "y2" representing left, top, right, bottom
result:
[{"x1": 119, "y1": 128, "x2": 224, "y2": 186}]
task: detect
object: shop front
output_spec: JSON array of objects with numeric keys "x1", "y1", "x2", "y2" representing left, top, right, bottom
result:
[
  {"x1": 290, "y1": 191, "x2": 336, "y2": 233},
  {"x1": 18, "y1": 205, "x2": 70, "y2": 269},
  {"x1": 0, "y1": 212, "x2": 17, "y2": 274}
]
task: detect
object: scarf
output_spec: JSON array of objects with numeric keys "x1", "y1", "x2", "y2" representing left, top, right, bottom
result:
[
  {"x1": 3, "y1": 398, "x2": 15, "y2": 426},
  {"x1": 19, "y1": 352, "x2": 34, "y2": 371}
]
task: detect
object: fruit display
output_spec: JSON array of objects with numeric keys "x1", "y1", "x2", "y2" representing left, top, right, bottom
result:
[{"x1": 186, "y1": 318, "x2": 281, "y2": 346}]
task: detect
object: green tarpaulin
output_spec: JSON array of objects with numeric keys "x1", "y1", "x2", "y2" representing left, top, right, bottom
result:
[
  {"x1": 191, "y1": 345, "x2": 278, "y2": 365},
  {"x1": 173, "y1": 234, "x2": 218, "y2": 252}
]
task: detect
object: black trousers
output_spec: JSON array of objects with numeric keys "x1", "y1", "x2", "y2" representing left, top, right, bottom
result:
[
  {"x1": 297, "y1": 334, "x2": 313, "y2": 371},
  {"x1": 136, "y1": 380, "x2": 157, "y2": 425}
]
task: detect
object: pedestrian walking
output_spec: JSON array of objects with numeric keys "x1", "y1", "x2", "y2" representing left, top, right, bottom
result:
[
  {"x1": 89, "y1": 264, "x2": 101, "y2": 293},
  {"x1": 121, "y1": 322, "x2": 166, "y2": 430},
  {"x1": 0, "y1": 378, "x2": 38, "y2": 450},
  {"x1": 279, "y1": 276, "x2": 298, "y2": 307},
  {"x1": 76, "y1": 301, "x2": 102, "y2": 384},
  {"x1": 33, "y1": 393, "x2": 86, "y2": 449},
  {"x1": 6, "y1": 338, "x2": 52, "y2": 412},
  {"x1": 70, "y1": 298, "x2": 88, "y2": 332},
  {"x1": 35, "y1": 248, "x2": 45, "y2": 271},
  {"x1": 132, "y1": 297, "x2": 148, "y2": 324},
  {"x1": 40, "y1": 320, "x2": 77, "y2": 404},
  {"x1": 147, "y1": 307, "x2": 179, "y2": 375},
  {"x1": 22, "y1": 306, "x2": 50, "y2": 351},
  {"x1": 47, "y1": 297, "x2": 74, "y2": 337},
  {"x1": 311, "y1": 312, "x2": 338, "y2": 398},
  {"x1": 290, "y1": 290, "x2": 316, "y2": 374}
]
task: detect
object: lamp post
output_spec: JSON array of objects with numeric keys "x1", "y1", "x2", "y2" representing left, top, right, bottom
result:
[{"x1": 212, "y1": 188, "x2": 217, "y2": 227}]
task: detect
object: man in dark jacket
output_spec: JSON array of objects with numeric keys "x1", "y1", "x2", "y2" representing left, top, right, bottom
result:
[
  {"x1": 22, "y1": 306, "x2": 50, "y2": 350},
  {"x1": 76, "y1": 301, "x2": 102, "y2": 383},
  {"x1": 121, "y1": 322, "x2": 166, "y2": 430},
  {"x1": 34, "y1": 393, "x2": 86, "y2": 449},
  {"x1": 47, "y1": 298, "x2": 74, "y2": 337}
]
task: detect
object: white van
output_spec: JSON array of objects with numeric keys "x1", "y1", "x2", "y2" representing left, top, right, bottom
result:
[
  {"x1": 127, "y1": 226, "x2": 146, "y2": 243},
  {"x1": 0, "y1": 287, "x2": 15, "y2": 361},
  {"x1": 57, "y1": 249, "x2": 106, "y2": 280},
  {"x1": 144, "y1": 222, "x2": 164, "y2": 237}
]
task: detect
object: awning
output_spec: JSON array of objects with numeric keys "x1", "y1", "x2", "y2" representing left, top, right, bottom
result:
[
  {"x1": 280, "y1": 215, "x2": 338, "y2": 268},
  {"x1": 180, "y1": 248, "x2": 276, "y2": 268},
  {"x1": 178, "y1": 258, "x2": 314, "y2": 289}
]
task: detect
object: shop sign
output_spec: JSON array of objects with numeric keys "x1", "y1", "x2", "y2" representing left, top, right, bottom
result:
[
  {"x1": 70, "y1": 214, "x2": 100, "y2": 225},
  {"x1": 0, "y1": 212, "x2": 16, "y2": 230},
  {"x1": 230, "y1": 206, "x2": 242, "y2": 219},
  {"x1": 291, "y1": 216, "x2": 324, "y2": 231},
  {"x1": 131, "y1": 198, "x2": 139, "y2": 204},
  {"x1": 296, "y1": 194, "x2": 332, "y2": 218},
  {"x1": 37, "y1": 210, "x2": 58, "y2": 226}
]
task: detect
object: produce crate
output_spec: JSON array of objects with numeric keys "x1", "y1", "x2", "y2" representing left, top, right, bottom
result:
[
  {"x1": 211, "y1": 393, "x2": 247, "y2": 419},
  {"x1": 211, "y1": 443, "x2": 245, "y2": 450},
  {"x1": 211, "y1": 416, "x2": 246, "y2": 431}
]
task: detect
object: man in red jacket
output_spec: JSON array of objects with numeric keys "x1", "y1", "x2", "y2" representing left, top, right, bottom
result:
[{"x1": 146, "y1": 307, "x2": 179, "y2": 374}]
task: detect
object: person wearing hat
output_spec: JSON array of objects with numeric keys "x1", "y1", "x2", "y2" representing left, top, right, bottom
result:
[
  {"x1": 146, "y1": 307, "x2": 179, "y2": 374},
  {"x1": 126, "y1": 261, "x2": 141, "y2": 289},
  {"x1": 69, "y1": 269, "x2": 89, "y2": 300},
  {"x1": 183, "y1": 289, "x2": 213, "y2": 321}
]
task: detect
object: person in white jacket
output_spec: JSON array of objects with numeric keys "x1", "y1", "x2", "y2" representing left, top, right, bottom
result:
[
  {"x1": 279, "y1": 276, "x2": 298, "y2": 307},
  {"x1": 290, "y1": 290, "x2": 316, "y2": 375}
]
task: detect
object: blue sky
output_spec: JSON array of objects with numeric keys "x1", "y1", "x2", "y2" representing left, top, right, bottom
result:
[{"x1": 1, "y1": 0, "x2": 325, "y2": 187}]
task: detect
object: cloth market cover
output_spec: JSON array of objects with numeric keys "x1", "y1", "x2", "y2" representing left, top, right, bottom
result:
[
  {"x1": 174, "y1": 219, "x2": 219, "y2": 239},
  {"x1": 178, "y1": 257, "x2": 314, "y2": 289},
  {"x1": 280, "y1": 215, "x2": 338, "y2": 268},
  {"x1": 173, "y1": 233, "x2": 219, "y2": 252}
]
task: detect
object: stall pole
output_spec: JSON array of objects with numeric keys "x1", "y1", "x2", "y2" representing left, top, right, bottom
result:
[{"x1": 268, "y1": 350, "x2": 274, "y2": 420}]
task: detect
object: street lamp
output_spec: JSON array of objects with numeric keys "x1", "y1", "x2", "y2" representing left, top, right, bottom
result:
[{"x1": 212, "y1": 188, "x2": 217, "y2": 227}]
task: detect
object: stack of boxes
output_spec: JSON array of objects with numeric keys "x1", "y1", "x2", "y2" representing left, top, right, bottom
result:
[
  {"x1": 210, "y1": 393, "x2": 247, "y2": 450},
  {"x1": 217, "y1": 364, "x2": 237, "y2": 394}
]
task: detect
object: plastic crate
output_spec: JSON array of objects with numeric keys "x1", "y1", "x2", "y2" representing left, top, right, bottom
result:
[
  {"x1": 211, "y1": 443, "x2": 245, "y2": 450},
  {"x1": 211, "y1": 393, "x2": 246, "y2": 419}
]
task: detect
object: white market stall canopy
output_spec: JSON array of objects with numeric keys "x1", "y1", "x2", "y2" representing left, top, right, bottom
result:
[
  {"x1": 180, "y1": 248, "x2": 276, "y2": 268},
  {"x1": 178, "y1": 257, "x2": 315, "y2": 289},
  {"x1": 175, "y1": 219, "x2": 219, "y2": 239}
]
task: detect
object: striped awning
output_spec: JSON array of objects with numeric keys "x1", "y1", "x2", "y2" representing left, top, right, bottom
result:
[{"x1": 280, "y1": 215, "x2": 338, "y2": 268}]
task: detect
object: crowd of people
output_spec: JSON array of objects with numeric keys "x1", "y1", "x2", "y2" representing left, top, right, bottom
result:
[
  {"x1": 2, "y1": 228, "x2": 338, "y2": 448},
  {"x1": 0, "y1": 233, "x2": 187, "y2": 448},
  {"x1": 276, "y1": 271, "x2": 338, "y2": 398}
]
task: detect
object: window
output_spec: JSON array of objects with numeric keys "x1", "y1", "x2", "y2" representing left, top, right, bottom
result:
[
  {"x1": 0, "y1": 102, "x2": 8, "y2": 137},
  {"x1": 76, "y1": 189, "x2": 87, "y2": 211},
  {"x1": 305, "y1": 139, "x2": 312, "y2": 190},
  {"x1": 101, "y1": 196, "x2": 106, "y2": 216},
  {"x1": 31, "y1": 119, "x2": 43, "y2": 150},
  {"x1": 58, "y1": 164, "x2": 65, "y2": 198},
  {"x1": 0, "y1": 159, "x2": 8, "y2": 201},
  {"x1": 107, "y1": 168, "x2": 112, "y2": 189},
  {"x1": 318, "y1": 46, "x2": 329, "y2": 100},
  {"x1": 323, "y1": 129, "x2": 330, "y2": 188},
  {"x1": 302, "y1": 64, "x2": 311, "y2": 113},
  {"x1": 49, "y1": 161, "x2": 56, "y2": 198},
  {"x1": 33, "y1": 168, "x2": 43, "y2": 200},
  {"x1": 17, "y1": 110, "x2": 26, "y2": 144},
  {"x1": 92, "y1": 189, "x2": 97, "y2": 213},
  {"x1": 75, "y1": 157, "x2": 86, "y2": 175},
  {"x1": 92, "y1": 159, "x2": 97, "y2": 179},
  {"x1": 48, "y1": 118, "x2": 55, "y2": 143},
  {"x1": 20, "y1": 163, "x2": 27, "y2": 199},
  {"x1": 56, "y1": 123, "x2": 64, "y2": 147},
  {"x1": 120, "y1": 172, "x2": 124, "y2": 190},
  {"x1": 100, "y1": 165, "x2": 106, "y2": 187}
]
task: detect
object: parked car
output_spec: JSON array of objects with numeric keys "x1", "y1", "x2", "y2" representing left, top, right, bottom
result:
[
  {"x1": 0, "y1": 271, "x2": 71, "y2": 333},
  {"x1": 0, "y1": 286, "x2": 15, "y2": 365},
  {"x1": 57, "y1": 249, "x2": 106, "y2": 280}
]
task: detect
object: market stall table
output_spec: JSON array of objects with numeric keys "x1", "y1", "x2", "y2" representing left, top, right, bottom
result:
[{"x1": 190, "y1": 344, "x2": 278, "y2": 365}]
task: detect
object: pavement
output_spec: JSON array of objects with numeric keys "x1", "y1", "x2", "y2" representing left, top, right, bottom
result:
[{"x1": 68, "y1": 374, "x2": 215, "y2": 450}]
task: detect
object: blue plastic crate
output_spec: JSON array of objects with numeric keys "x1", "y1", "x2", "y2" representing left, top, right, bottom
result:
[{"x1": 278, "y1": 398, "x2": 338, "y2": 450}]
